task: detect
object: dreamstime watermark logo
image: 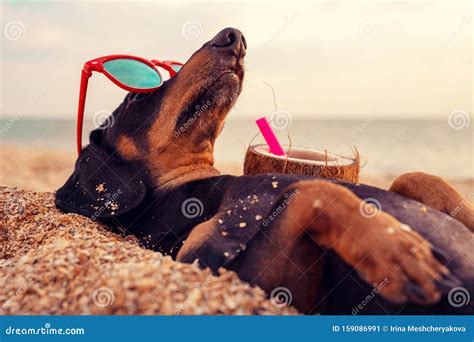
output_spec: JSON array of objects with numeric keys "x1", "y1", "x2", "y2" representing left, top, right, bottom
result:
[
  {"x1": 440, "y1": 192, "x2": 473, "y2": 227},
  {"x1": 442, "y1": 14, "x2": 472, "y2": 46},
  {"x1": 0, "y1": 114, "x2": 22, "y2": 136},
  {"x1": 0, "y1": 103, "x2": 33, "y2": 136},
  {"x1": 174, "y1": 100, "x2": 212, "y2": 138},
  {"x1": 2, "y1": 196, "x2": 26, "y2": 217},
  {"x1": 351, "y1": 114, "x2": 376, "y2": 139},
  {"x1": 448, "y1": 110, "x2": 470, "y2": 130},
  {"x1": 264, "y1": 12, "x2": 300, "y2": 47},
  {"x1": 182, "y1": 21, "x2": 203, "y2": 40},
  {"x1": 359, "y1": 198, "x2": 381, "y2": 218},
  {"x1": 174, "y1": 277, "x2": 211, "y2": 314},
  {"x1": 262, "y1": 189, "x2": 299, "y2": 227},
  {"x1": 2, "y1": 277, "x2": 34, "y2": 312},
  {"x1": 0, "y1": 259, "x2": 13, "y2": 268},
  {"x1": 92, "y1": 109, "x2": 114, "y2": 130},
  {"x1": 4, "y1": 20, "x2": 26, "y2": 41},
  {"x1": 352, "y1": 277, "x2": 390, "y2": 315},
  {"x1": 270, "y1": 110, "x2": 292, "y2": 130},
  {"x1": 91, "y1": 287, "x2": 115, "y2": 308},
  {"x1": 4, "y1": 323, "x2": 85, "y2": 336},
  {"x1": 270, "y1": 287, "x2": 293, "y2": 307},
  {"x1": 448, "y1": 287, "x2": 470, "y2": 308},
  {"x1": 359, "y1": 20, "x2": 381, "y2": 41},
  {"x1": 90, "y1": 189, "x2": 123, "y2": 221},
  {"x1": 181, "y1": 198, "x2": 204, "y2": 218}
]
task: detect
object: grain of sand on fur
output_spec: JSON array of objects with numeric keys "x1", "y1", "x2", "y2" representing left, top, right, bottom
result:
[{"x1": 0, "y1": 186, "x2": 298, "y2": 315}]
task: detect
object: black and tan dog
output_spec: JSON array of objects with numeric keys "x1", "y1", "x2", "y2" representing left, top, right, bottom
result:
[{"x1": 56, "y1": 28, "x2": 474, "y2": 314}]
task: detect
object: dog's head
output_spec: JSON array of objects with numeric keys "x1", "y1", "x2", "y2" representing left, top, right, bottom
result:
[{"x1": 56, "y1": 28, "x2": 246, "y2": 218}]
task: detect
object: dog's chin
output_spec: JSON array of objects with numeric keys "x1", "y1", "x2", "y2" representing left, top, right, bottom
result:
[
  {"x1": 187, "y1": 71, "x2": 242, "y2": 116},
  {"x1": 207, "y1": 71, "x2": 242, "y2": 106}
]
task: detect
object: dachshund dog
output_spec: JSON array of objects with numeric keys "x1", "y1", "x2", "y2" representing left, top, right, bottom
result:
[{"x1": 56, "y1": 28, "x2": 474, "y2": 314}]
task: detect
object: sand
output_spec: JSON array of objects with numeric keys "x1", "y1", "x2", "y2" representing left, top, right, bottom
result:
[{"x1": 0, "y1": 186, "x2": 297, "y2": 315}]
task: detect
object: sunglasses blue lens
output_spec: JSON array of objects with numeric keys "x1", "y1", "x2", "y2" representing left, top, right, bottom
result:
[
  {"x1": 103, "y1": 59, "x2": 161, "y2": 89},
  {"x1": 171, "y1": 64, "x2": 182, "y2": 73}
]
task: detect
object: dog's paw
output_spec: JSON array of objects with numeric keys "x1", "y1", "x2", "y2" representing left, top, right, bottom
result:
[{"x1": 352, "y1": 212, "x2": 460, "y2": 305}]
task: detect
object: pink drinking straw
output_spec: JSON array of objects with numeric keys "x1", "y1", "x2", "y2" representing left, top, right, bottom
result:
[{"x1": 256, "y1": 117, "x2": 286, "y2": 156}]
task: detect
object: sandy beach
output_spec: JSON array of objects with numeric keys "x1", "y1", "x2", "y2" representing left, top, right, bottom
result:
[{"x1": 0, "y1": 185, "x2": 297, "y2": 315}]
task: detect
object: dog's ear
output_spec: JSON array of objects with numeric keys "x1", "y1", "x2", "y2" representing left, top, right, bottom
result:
[{"x1": 55, "y1": 133, "x2": 146, "y2": 219}]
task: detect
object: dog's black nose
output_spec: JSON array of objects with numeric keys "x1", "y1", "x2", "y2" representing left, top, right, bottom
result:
[{"x1": 211, "y1": 28, "x2": 246, "y2": 56}]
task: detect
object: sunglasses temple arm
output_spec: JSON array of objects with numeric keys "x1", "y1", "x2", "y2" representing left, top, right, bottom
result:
[
  {"x1": 76, "y1": 69, "x2": 91, "y2": 155},
  {"x1": 151, "y1": 60, "x2": 177, "y2": 77}
]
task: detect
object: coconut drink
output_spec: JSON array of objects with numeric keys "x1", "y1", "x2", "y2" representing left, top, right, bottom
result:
[{"x1": 244, "y1": 117, "x2": 360, "y2": 182}]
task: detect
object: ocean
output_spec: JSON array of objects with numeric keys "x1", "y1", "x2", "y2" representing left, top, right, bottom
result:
[{"x1": 0, "y1": 117, "x2": 472, "y2": 178}]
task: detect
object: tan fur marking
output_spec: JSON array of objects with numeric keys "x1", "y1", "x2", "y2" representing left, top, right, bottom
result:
[
  {"x1": 117, "y1": 134, "x2": 140, "y2": 160},
  {"x1": 177, "y1": 218, "x2": 218, "y2": 262},
  {"x1": 147, "y1": 50, "x2": 214, "y2": 152},
  {"x1": 145, "y1": 49, "x2": 229, "y2": 188},
  {"x1": 146, "y1": 137, "x2": 220, "y2": 189},
  {"x1": 390, "y1": 172, "x2": 474, "y2": 230}
]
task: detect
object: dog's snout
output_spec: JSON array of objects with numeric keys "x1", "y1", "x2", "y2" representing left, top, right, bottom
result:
[{"x1": 211, "y1": 28, "x2": 246, "y2": 55}]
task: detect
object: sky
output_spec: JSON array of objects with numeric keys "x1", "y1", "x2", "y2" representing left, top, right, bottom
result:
[{"x1": 1, "y1": 0, "x2": 472, "y2": 120}]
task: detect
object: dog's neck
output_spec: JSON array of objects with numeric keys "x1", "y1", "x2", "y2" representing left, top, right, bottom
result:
[
  {"x1": 157, "y1": 163, "x2": 221, "y2": 188},
  {"x1": 147, "y1": 140, "x2": 221, "y2": 189}
]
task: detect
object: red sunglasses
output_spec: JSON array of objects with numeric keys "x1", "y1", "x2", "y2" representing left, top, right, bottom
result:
[{"x1": 76, "y1": 54, "x2": 183, "y2": 155}]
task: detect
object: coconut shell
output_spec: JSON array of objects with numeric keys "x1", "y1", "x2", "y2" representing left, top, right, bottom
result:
[{"x1": 244, "y1": 144, "x2": 360, "y2": 183}]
